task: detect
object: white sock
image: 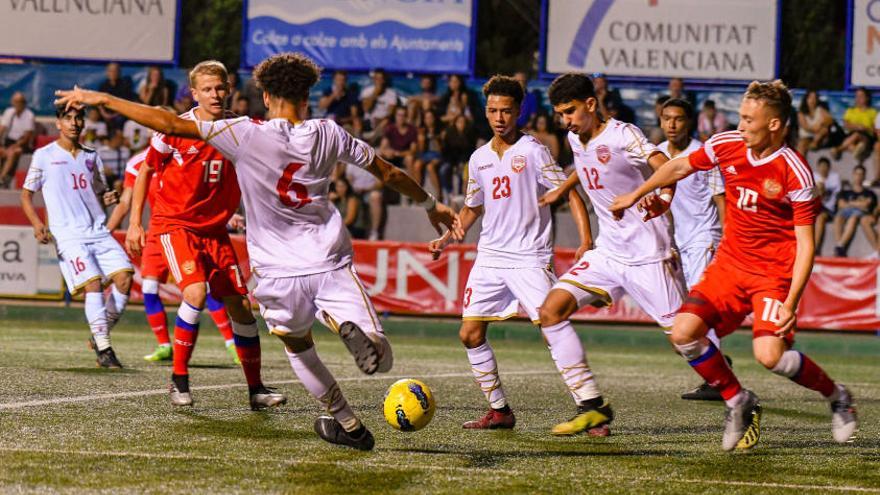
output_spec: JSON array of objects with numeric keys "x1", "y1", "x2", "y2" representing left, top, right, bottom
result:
[
  {"x1": 706, "y1": 328, "x2": 721, "y2": 349},
  {"x1": 286, "y1": 346, "x2": 360, "y2": 432},
  {"x1": 142, "y1": 278, "x2": 159, "y2": 295},
  {"x1": 230, "y1": 320, "x2": 259, "y2": 338},
  {"x1": 465, "y1": 342, "x2": 507, "y2": 409},
  {"x1": 105, "y1": 285, "x2": 129, "y2": 329},
  {"x1": 542, "y1": 321, "x2": 600, "y2": 403},
  {"x1": 725, "y1": 390, "x2": 748, "y2": 408},
  {"x1": 771, "y1": 350, "x2": 802, "y2": 378},
  {"x1": 85, "y1": 292, "x2": 110, "y2": 351}
]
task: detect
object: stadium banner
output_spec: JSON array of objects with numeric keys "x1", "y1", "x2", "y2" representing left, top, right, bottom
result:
[
  {"x1": 0, "y1": 226, "x2": 38, "y2": 296},
  {"x1": 109, "y1": 234, "x2": 880, "y2": 332},
  {"x1": 543, "y1": 0, "x2": 779, "y2": 81},
  {"x1": 242, "y1": 0, "x2": 475, "y2": 73},
  {"x1": 849, "y1": 0, "x2": 880, "y2": 88},
  {"x1": 0, "y1": 0, "x2": 179, "y2": 63}
]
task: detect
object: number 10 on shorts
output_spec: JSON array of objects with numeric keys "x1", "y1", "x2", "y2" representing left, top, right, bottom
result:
[{"x1": 761, "y1": 297, "x2": 784, "y2": 323}]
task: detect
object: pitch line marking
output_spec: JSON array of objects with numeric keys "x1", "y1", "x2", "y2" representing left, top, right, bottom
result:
[
  {"x1": 0, "y1": 370, "x2": 558, "y2": 410},
  {"x1": 0, "y1": 446, "x2": 876, "y2": 493}
]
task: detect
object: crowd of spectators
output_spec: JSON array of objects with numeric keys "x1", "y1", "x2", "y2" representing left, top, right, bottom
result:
[{"x1": 2, "y1": 61, "x2": 880, "y2": 253}]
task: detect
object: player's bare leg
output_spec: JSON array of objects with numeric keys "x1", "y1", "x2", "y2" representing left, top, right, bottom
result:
[
  {"x1": 538, "y1": 289, "x2": 612, "y2": 437},
  {"x1": 753, "y1": 335, "x2": 857, "y2": 443},
  {"x1": 223, "y1": 294, "x2": 286, "y2": 410},
  {"x1": 460, "y1": 320, "x2": 515, "y2": 429},
  {"x1": 670, "y1": 312, "x2": 760, "y2": 451},
  {"x1": 274, "y1": 329, "x2": 374, "y2": 450},
  {"x1": 83, "y1": 279, "x2": 123, "y2": 369}
]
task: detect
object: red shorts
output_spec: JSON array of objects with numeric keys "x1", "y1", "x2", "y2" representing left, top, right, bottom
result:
[
  {"x1": 141, "y1": 233, "x2": 170, "y2": 281},
  {"x1": 156, "y1": 229, "x2": 247, "y2": 297},
  {"x1": 679, "y1": 261, "x2": 795, "y2": 344}
]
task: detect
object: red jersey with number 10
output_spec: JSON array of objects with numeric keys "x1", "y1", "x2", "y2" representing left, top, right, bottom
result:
[
  {"x1": 145, "y1": 109, "x2": 240, "y2": 235},
  {"x1": 688, "y1": 131, "x2": 819, "y2": 279}
]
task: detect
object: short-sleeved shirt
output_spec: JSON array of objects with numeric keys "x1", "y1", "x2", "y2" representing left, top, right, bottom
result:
[
  {"x1": 658, "y1": 138, "x2": 722, "y2": 250},
  {"x1": 145, "y1": 109, "x2": 240, "y2": 235},
  {"x1": 465, "y1": 134, "x2": 566, "y2": 268},
  {"x1": 23, "y1": 142, "x2": 110, "y2": 243},
  {"x1": 836, "y1": 187, "x2": 877, "y2": 213},
  {"x1": 843, "y1": 106, "x2": 878, "y2": 131},
  {"x1": 815, "y1": 171, "x2": 841, "y2": 212},
  {"x1": 688, "y1": 130, "x2": 818, "y2": 278},
  {"x1": 1, "y1": 107, "x2": 35, "y2": 141},
  {"x1": 359, "y1": 85, "x2": 399, "y2": 125},
  {"x1": 385, "y1": 124, "x2": 417, "y2": 152},
  {"x1": 123, "y1": 119, "x2": 151, "y2": 151},
  {"x1": 322, "y1": 87, "x2": 359, "y2": 120},
  {"x1": 195, "y1": 117, "x2": 375, "y2": 277},
  {"x1": 568, "y1": 118, "x2": 672, "y2": 265}
]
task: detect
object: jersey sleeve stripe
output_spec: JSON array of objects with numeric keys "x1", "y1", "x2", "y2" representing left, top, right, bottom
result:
[{"x1": 782, "y1": 149, "x2": 814, "y2": 189}]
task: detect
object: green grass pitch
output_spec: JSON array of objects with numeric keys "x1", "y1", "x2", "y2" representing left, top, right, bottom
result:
[{"x1": 0, "y1": 304, "x2": 878, "y2": 494}]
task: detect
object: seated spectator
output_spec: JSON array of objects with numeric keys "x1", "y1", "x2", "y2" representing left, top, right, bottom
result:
[
  {"x1": 82, "y1": 107, "x2": 108, "y2": 148},
  {"x1": 796, "y1": 90, "x2": 834, "y2": 156},
  {"x1": 604, "y1": 94, "x2": 635, "y2": 124},
  {"x1": 98, "y1": 62, "x2": 136, "y2": 130},
  {"x1": 319, "y1": 70, "x2": 359, "y2": 126},
  {"x1": 138, "y1": 66, "x2": 174, "y2": 107},
  {"x1": 123, "y1": 118, "x2": 151, "y2": 152},
  {"x1": 98, "y1": 129, "x2": 131, "y2": 192},
  {"x1": 665, "y1": 77, "x2": 697, "y2": 107},
  {"x1": 832, "y1": 165, "x2": 877, "y2": 257},
  {"x1": 439, "y1": 74, "x2": 475, "y2": 126},
  {"x1": 378, "y1": 107, "x2": 418, "y2": 177},
  {"x1": 697, "y1": 100, "x2": 729, "y2": 141},
  {"x1": 532, "y1": 112, "x2": 560, "y2": 161},
  {"x1": 814, "y1": 157, "x2": 841, "y2": 254},
  {"x1": 593, "y1": 74, "x2": 620, "y2": 120},
  {"x1": 360, "y1": 69, "x2": 399, "y2": 135},
  {"x1": 441, "y1": 114, "x2": 477, "y2": 198},
  {"x1": 832, "y1": 88, "x2": 877, "y2": 164},
  {"x1": 337, "y1": 162, "x2": 385, "y2": 241},
  {"x1": 515, "y1": 71, "x2": 540, "y2": 130},
  {"x1": 413, "y1": 109, "x2": 444, "y2": 200},
  {"x1": 330, "y1": 176, "x2": 367, "y2": 239},
  {"x1": 407, "y1": 74, "x2": 440, "y2": 125},
  {"x1": 648, "y1": 95, "x2": 671, "y2": 144},
  {"x1": 0, "y1": 92, "x2": 35, "y2": 188}
]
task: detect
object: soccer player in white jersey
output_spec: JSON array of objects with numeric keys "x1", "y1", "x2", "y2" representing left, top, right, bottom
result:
[
  {"x1": 56, "y1": 53, "x2": 459, "y2": 451},
  {"x1": 537, "y1": 73, "x2": 687, "y2": 436},
  {"x1": 657, "y1": 98, "x2": 729, "y2": 402},
  {"x1": 429, "y1": 76, "x2": 592, "y2": 430},
  {"x1": 21, "y1": 105, "x2": 133, "y2": 368}
]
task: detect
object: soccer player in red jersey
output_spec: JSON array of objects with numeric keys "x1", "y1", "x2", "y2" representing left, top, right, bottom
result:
[
  {"x1": 610, "y1": 80, "x2": 858, "y2": 451},
  {"x1": 125, "y1": 61, "x2": 285, "y2": 410},
  {"x1": 106, "y1": 148, "x2": 243, "y2": 365}
]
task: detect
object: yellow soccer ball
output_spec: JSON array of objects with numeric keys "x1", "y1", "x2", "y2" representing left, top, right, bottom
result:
[{"x1": 383, "y1": 378, "x2": 436, "y2": 431}]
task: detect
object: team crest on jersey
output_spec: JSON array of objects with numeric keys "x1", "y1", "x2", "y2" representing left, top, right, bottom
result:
[
  {"x1": 84, "y1": 159, "x2": 96, "y2": 171},
  {"x1": 182, "y1": 260, "x2": 196, "y2": 275},
  {"x1": 511, "y1": 155, "x2": 526, "y2": 173},
  {"x1": 596, "y1": 145, "x2": 611, "y2": 164},
  {"x1": 762, "y1": 179, "x2": 782, "y2": 199}
]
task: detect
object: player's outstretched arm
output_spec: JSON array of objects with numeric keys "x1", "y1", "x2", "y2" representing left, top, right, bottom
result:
[
  {"x1": 608, "y1": 154, "x2": 694, "y2": 218},
  {"x1": 54, "y1": 87, "x2": 200, "y2": 139},
  {"x1": 20, "y1": 189, "x2": 50, "y2": 244},
  {"x1": 105, "y1": 187, "x2": 133, "y2": 232},
  {"x1": 777, "y1": 223, "x2": 816, "y2": 336},
  {"x1": 366, "y1": 155, "x2": 462, "y2": 238}
]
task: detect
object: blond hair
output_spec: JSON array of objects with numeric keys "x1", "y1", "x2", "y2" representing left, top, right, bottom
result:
[
  {"x1": 189, "y1": 60, "x2": 228, "y2": 87},
  {"x1": 744, "y1": 79, "x2": 792, "y2": 124}
]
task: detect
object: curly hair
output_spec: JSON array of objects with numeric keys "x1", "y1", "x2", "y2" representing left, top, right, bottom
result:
[
  {"x1": 547, "y1": 73, "x2": 595, "y2": 107},
  {"x1": 482, "y1": 75, "x2": 524, "y2": 106},
  {"x1": 252, "y1": 52, "x2": 321, "y2": 103},
  {"x1": 744, "y1": 79, "x2": 792, "y2": 124}
]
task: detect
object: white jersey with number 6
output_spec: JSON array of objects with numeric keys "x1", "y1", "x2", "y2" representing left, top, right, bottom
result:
[
  {"x1": 568, "y1": 119, "x2": 673, "y2": 265},
  {"x1": 465, "y1": 134, "x2": 566, "y2": 268},
  {"x1": 195, "y1": 117, "x2": 374, "y2": 277}
]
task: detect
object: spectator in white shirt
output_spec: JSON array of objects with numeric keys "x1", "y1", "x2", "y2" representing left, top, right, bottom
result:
[
  {"x1": 98, "y1": 129, "x2": 131, "y2": 192},
  {"x1": 359, "y1": 69, "x2": 399, "y2": 134},
  {"x1": 82, "y1": 107, "x2": 109, "y2": 148},
  {"x1": 814, "y1": 157, "x2": 841, "y2": 254},
  {"x1": 122, "y1": 118, "x2": 150, "y2": 152},
  {"x1": 0, "y1": 92, "x2": 36, "y2": 188}
]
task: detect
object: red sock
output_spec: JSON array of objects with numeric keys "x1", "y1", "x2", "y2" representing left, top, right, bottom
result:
[
  {"x1": 146, "y1": 311, "x2": 170, "y2": 346},
  {"x1": 210, "y1": 308, "x2": 234, "y2": 342},
  {"x1": 793, "y1": 353, "x2": 836, "y2": 397},
  {"x1": 688, "y1": 343, "x2": 742, "y2": 400},
  {"x1": 172, "y1": 302, "x2": 201, "y2": 376},
  {"x1": 232, "y1": 322, "x2": 263, "y2": 388}
]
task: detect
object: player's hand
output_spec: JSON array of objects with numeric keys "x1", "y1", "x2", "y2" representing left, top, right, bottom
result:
[
  {"x1": 102, "y1": 190, "x2": 119, "y2": 206},
  {"x1": 54, "y1": 86, "x2": 106, "y2": 111},
  {"x1": 775, "y1": 303, "x2": 797, "y2": 337},
  {"x1": 608, "y1": 192, "x2": 639, "y2": 220},
  {"x1": 125, "y1": 224, "x2": 146, "y2": 256},
  {"x1": 538, "y1": 187, "x2": 565, "y2": 207},
  {"x1": 32, "y1": 224, "x2": 50, "y2": 244},
  {"x1": 428, "y1": 202, "x2": 463, "y2": 239},
  {"x1": 429, "y1": 230, "x2": 453, "y2": 260},
  {"x1": 575, "y1": 241, "x2": 593, "y2": 259},
  {"x1": 637, "y1": 193, "x2": 671, "y2": 222},
  {"x1": 227, "y1": 213, "x2": 246, "y2": 232}
]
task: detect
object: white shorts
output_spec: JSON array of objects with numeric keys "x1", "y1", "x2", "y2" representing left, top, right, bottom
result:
[
  {"x1": 56, "y1": 236, "x2": 133, "y2": 294},
  {"x1": 679, "y1": 244, "x2": 716, "y2": 289},
  {"x1": 253, "y1": 264, "x2": 385, "y2": 339},
  {"x1": 462, "y1": 265, "x2": 557, "y2": 324},
  {"x1": 554, "y1": 250, "x2": 686, "y2": 328}
]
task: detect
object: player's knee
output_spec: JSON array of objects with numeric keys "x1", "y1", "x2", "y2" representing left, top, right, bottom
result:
[
  {"x1": 538, "y1": 304, "x2": 565, "y2": 327},
  {"x1": 114, "y1": 272, "x2": 132, "y2": 293},
  {"x1": 224, "y1": 296, "x2": 255, "y2": 323},
  {"x1": 753, "y1": 346, "x2": 783, "y2": 370},
  {"x1": 270, "y1": 326, "x2": 312, "y2": 352},
  {"x1": 181, "y1": 283, "x2": 207, "y2": 308},
  {"x1": 82, "y1": 279, "x2": 102, "y2": 294},
  {"x1": 458, "y1": 324, "x2": 485, "y2": 348},
  {"x1": 669, "y1": 313, "x2": 706, "y2": 346}
]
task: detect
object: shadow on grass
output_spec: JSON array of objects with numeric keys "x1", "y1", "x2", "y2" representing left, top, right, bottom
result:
[
  {"x1": 169, "y1": 410, "x2": 314, "y2": 441},
  {"x1": 187, "y1": 364, "x2": 238, "y2": 370},
  {"x1": 42, "y1": 367, "x2": 140, "y2": 375}
]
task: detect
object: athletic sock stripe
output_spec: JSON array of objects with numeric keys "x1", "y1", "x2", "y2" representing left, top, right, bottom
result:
[
  {"x1": 688, "y1": 343, "x2": 718, "y2": 366},
  {"x1": 232, "y1": 333, "x2": 259, "y2": 347},
  {"x1": 175, "y1": 317, "x2": 199, "y2": 332}
]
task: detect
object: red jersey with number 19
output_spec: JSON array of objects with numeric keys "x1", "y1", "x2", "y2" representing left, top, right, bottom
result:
[
  {"x1": 688, "y1": 131, "x2": 819, "y2": 278},
  {"x1": 145, "y1": 109, "x2": 240, "y2": 235}
]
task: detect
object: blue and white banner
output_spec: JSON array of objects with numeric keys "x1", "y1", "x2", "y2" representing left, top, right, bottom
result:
[
  {"x1": 244, "y1": 0, "x2": 474, "y2": 73},
  {"x1": 544, "y1": 0, "x2": 779, "y2": 81},
  {"x1": 849, "y1": 0, "x2": 880, "y2": 88}
]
